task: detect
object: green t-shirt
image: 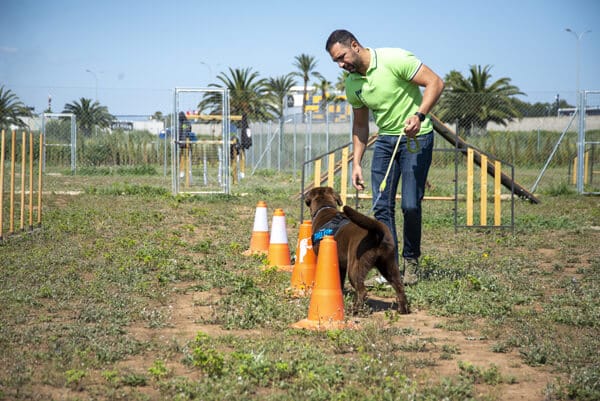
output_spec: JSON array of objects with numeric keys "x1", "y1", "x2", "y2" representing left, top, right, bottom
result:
[{"x1": 345, "y1": 47, "x2": 433, "y2": 135}]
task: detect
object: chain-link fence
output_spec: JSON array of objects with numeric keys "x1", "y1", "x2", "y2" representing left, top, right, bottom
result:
[{"x1": 13, "y1": 88, "x2": 600, "y2": 196}]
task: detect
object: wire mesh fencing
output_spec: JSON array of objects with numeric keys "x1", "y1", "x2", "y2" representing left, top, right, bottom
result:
[{"x1": 11, "y1": 87, "x2": 599, "y2": 195}]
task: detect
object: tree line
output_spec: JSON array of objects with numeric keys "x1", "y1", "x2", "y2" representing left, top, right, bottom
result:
[{"x1": 1, "y1": 55, "x2": 573, "y2": 138}]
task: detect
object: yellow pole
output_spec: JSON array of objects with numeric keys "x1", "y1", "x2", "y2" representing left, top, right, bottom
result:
[
  {"x1": 0, "y1": 130, "x2": 5, "y2": 239},
  {"x1": 466, "y1": 148, "x2": 474, "y2": 226},
  {"x1": 340, "y1": 147, "x2": 349, "y2": 206},
  {"x1": 38, "y1": 133, "x2": 43, "y2": 227},
  {"x1": 327, "y1": 153, "x2": 335, "y2": 188},
  {"x1": 178, "y1": 148, "x2": 183, "y2": 182},
  {"x1": 240, "y1": 149, "x2": 246, "y2": 178},
  {"x1": 185, "y1": 137, "x2": 191, "y2": 188},
  {"x1": 494, "y1": 160, "x2": 502, "y2": 226},
  {"x1": 9, "y1": 130, "x2": 16, "y2": 235},
  {"x1": 231, "y1": 142, "x2": 238, "y2": 185},
  {"x1": 29, "y1": 131, "x2": 34, "y2": 230},
  {"x1": 572, "y1": 156, "x2": 577, "y2": 184},
  {"x1": 20, "y1": 131, "x2": 26, "y2": 231},
  {"x1": 314, "y1": 159, "x2": 322, "y2": 187},
  {"x1": 584, "y1": 150, "x2": 589, "y2": 185},
  {"x1": 480, "y1": 154, "x2": 488, "y2": 226}
]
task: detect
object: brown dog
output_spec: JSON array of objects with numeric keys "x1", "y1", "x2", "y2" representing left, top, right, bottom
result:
[{"x1": 304, "y1": 186, "x2": 409, "y2": 314}]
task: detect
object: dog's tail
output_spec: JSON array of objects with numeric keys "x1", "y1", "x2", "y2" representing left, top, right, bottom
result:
[{"x1": 342, "y1": 205, "x2": 389, "y2": 244}]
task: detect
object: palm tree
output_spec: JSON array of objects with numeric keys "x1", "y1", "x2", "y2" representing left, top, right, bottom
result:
[
  {"x1": 152, "y1": 111, "x2": 164, "y2": 121},
  {"x1": 311, "y1": 72, "x2": 336, "y2": 114},
  {"x1": 63, "y1": 98, "x2": 113, "y2": 137},
  {"x1": 197, "y1": 67, "x2": 271, "y2": 149},
  {"x1": 334, "y1": 71, "x2": 348, "y2": 92},
  {"x1": 264, "y1": 74, "x2": 297, "y2": 170},
  {"x1": 0, "y1": 86, "x2": 32, "y2": 129},
  {"x1": 293, "y1": 54, "x2": 319, "y2": 122},
  {"x1": 436, "y1": 65, "x2": 523, "y2": 136},
  {"x1": 264, "y1": 74, "x2": 297, "y2": 119}
]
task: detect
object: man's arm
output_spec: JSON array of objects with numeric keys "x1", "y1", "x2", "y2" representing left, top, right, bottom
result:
[
  {"x1": 404, "y1": 64, "x2": 445, "y2": 137},
  {"x1": 352, "y1": 106, "x2": 370, "y2": 190}
]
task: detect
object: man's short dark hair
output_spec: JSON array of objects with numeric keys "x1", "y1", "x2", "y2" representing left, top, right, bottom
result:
[{"x1": 325, "y1": 29, "x2": 360, "y2": 52}]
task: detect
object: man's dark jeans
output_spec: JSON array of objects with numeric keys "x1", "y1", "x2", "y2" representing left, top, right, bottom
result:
[{"x1": 371, "y1": 132, "x2": 433, "y2": 263}]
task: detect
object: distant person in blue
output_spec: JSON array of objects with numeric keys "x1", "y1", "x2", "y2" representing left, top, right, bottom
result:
[
  {"x1": 236, "y1": 115, "x2": 252, "y2": 179},
  {"x1": 178, "y1": 111, "x2": 192, "y2": 179},
  {"x1": 178, "y1": 112, "x2": 191, "y2": 148}
]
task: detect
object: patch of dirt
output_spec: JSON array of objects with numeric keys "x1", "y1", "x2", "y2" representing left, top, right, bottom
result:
[
  {"x1": 127, "y1": 288, "x2": 224, "y2": 343},
  {"x1": 364, "y1": 296, "x2": 558, "y2": 401},
  {"x1": 118, "y1": 285, "x2": 560, "y2": 401}
]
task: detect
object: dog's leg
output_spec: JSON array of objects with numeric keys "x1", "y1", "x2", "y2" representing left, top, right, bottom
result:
[
  {"x1": 347, "y1": 260, "x2": 369, "y2": 314},
  {"x1": 390, "y1": 279, "x2": 410, "y2": 314},
  {"x1": 380, "y1": 263, "x2": 410, "y2": 314}
]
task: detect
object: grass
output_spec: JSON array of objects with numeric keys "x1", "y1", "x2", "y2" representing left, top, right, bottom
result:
[{"x1": 0, "y1": 168, "x2": 599, "y2": 400}]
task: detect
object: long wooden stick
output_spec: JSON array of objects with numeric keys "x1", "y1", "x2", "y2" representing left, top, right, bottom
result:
[
  {"x1": 9, "y1": 130, "x2": 16, "y2": 234},
  {"x1": 20, "y1": 131, "x2": 26, "y2": 231},
  {"x1": 37, "y1": 133, "x2": 43, "y2": 227},
  {"x1": 29, "y1": 131, "x2": 34, "y2": 230},
  {"x1": 0, "y1": 130, "x2": 5, "y2": 240}
]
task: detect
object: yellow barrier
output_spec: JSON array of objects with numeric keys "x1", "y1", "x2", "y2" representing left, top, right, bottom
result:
[
  {"x1": 310, "y1": 147, "x2": 350, "y2": 205},
  {"x1": 303, "y1": 137, "x2": 511, "y2": 229},
  {"x1": 571, "y1": 151, "x2": 590, "y2": 185},
  {"x1": 466, "y1": 148, "x2": 504, "y2": 227},
  {"x1": 1, "y1": 130, "x2": 43, "y2": 240}
]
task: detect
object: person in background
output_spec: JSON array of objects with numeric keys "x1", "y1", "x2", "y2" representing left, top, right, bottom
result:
[{"x1": 178, "y1": 111, "x2": 192, "y2": 179}]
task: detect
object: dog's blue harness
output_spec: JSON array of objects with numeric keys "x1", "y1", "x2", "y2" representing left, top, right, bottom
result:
[{"x1": 311, "y1": 208, "x2": 350, "y2": 245}]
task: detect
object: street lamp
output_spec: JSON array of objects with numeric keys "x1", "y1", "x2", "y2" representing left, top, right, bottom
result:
[
  {"x1": 85, "y1": 69, "x2": 98, "y2": 101},
  {"x1": 199, "y1": 62, "x2": 213, "y2": 86},
  {"x1": 565, "y1": 28, "x2": 591, "y2": 97}
]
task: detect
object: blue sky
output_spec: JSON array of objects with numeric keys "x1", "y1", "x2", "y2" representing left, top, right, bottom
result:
[{"x1": 1, "y1": 0, "x2": 599, "y2": 116}]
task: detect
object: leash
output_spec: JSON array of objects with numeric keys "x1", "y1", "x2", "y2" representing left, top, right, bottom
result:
[
  {"x1": 407, "y1": 136, "x2": 420, "y2": 153},
  {"x1": 369, "y1": 134, "x2": 419, "y2": 214}
]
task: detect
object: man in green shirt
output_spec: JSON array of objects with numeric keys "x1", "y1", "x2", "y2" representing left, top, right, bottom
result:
[{"x1": 326, "y1": 29, "x2": 444, "y2": 285}]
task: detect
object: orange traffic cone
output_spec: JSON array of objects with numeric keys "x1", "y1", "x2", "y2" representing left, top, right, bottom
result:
[
  {"x1": 243, "y1": 201, "x2": 270, "y2": 256},
  {"x1": 266, "y1": 208, "x2": 293, "y2": 271},
  {"x1": 288, "y1": 220, "x2": 317, "y2": 297},
  {"x1": 291, "y1": 235, "x2": 355, "y2": 330}
]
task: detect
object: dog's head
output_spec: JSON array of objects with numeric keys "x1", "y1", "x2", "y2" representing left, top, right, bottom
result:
[{"x1": 304, "y1": 187, "x2": 342, "y2": 216}]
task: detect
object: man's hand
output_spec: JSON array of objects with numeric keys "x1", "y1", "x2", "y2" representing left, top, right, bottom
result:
[
  {"x1": 403, "y1": 115, "x2": 421, "y2": 138},
  {"x1": 352, "y1": 165, "x2": 365, "y2": 191}
]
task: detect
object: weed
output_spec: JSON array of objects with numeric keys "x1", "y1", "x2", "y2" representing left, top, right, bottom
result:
[
  {"x1": 490, "y1": 341, "x2": 512, "y2": 353},
  {"x1": 442, "y1": 343, "x2": 461, "y2": 355},
  {"x1": 65, "y1": 369, "x2": 86, "y2": 390},
  {"x1": 121, "y1": 372, "x2": 148, "y2": 387},
  {"x1": 458, "y1": 361, "x2": 506, "y2": 385},
  {"x1": 544, "y1": 182, "x2": 576, "y2": 196},
  {"x1": 148, "y1": 359, "x2": 170, "y2": 380},
  {"x1": 326, "y1": 329, "x2": 357, "y2": 354},
  {"x1": 102, "y1": 369, "x2": 120, "y2": 386}
]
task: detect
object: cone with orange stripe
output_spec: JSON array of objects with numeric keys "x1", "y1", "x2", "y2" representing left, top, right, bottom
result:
[
  {"x1": 291, "y1": 235, "x2": 355, "y2": 330},
  {"x1": 243, "y1": 201, "x2": 270, "y2": 256},
  {"x1": 288, "y1": 220, "x2": 317, "y2": 297},
  {"x1": 266, "y1": 208, "x2": 293, "y2": 271}
]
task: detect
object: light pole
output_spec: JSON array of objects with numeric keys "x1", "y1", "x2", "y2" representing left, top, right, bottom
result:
[
  {"x1": 565, "y1": 28, "x2": 591, "y2": 97},
  {"x1": 199, "y1": 62, "x2": 213, "y2": 86},
  {"x1": 85, "y1": 69, "x2": 98, "y2": 101}
]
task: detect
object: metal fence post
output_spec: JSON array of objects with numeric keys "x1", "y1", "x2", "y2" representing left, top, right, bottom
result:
[{"x1": 576, "y1": 91, "x2": 585, "y2": 194}]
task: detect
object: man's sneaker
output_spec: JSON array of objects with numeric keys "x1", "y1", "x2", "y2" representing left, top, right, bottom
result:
[
  {"x1": 365, "y1": 275, "x2": 389, "y2": 287},
  {"x1": 403, "y1": 258, "x2": 419, "y2": 286}
]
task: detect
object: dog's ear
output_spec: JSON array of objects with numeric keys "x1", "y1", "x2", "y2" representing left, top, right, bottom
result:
[
  {"x1": 335, "y1": 192, "x2": 343, "y2": 206},
  {"x1": 304, "y1": 192, "x2": 312, "y2": 207}
]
